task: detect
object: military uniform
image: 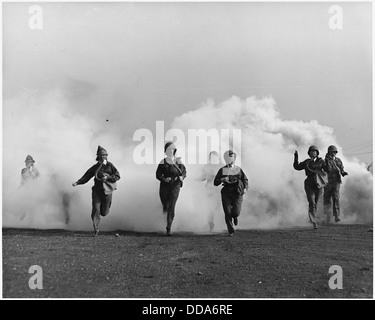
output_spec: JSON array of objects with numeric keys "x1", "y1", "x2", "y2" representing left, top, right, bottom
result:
[
  {"x1": 323, "y1": 147, "x2": 348, "y2": 222},
  {"x1": 21, "y1": 155, "x2": 40, "y2": 185},
  {"x1": 200, "y1": 161, "x2": 222, "y2": 231},
  {"x1": 293, "y1": 146, "x2": 325, "y2": 228},
  {"x1": 214, "y1": 162, "x2": 248, "y2": 236},
  {"x1": 156, "y1": 142, "x2": 187, "y2": 236},
  {"x1": 74, "y1": 146, "x2": 120, "y2": 234}
]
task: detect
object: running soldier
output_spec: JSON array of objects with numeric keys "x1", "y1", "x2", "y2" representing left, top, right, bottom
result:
[
  {"x1": 323, "y1": 145, "x2": 348, "y2": 223},
  {"x1": 293, "y1": 145, "x2": 325, "y2": 229},
  {"x1": 156, "y1": 142, "x2": 187, "y2": 236},
  {"x1": 214, "y1": 150, "x2": 248, "y2": 236},
  {"x1": 72, "y1": 146, "x2": 120, "y2": 236}
]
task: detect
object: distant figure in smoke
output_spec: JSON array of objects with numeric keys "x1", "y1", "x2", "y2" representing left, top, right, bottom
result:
[
  {"x1": 293, "y1": 145, "x2": 325, "y2": 229},
  {"x1": 21, "y1": 155, "x2": 40, "y2": 186},
  {"x1": 19, "y1": 155, "x2": 41, "y2": 220},
  {"x1": 200, "y1": 151, "x2": 222, "y2": 232},
  {"x1": 214, "y1": 150, "x2": 248, "y2": 236},
  {"x1": 50, "y1": 173, "x2": 77, "y2": 225},
  {"x1": 367, "y1": 162, "x2": 373, "y2": 174},
  {"x1": 72, "y1": 146, "x2": 120, "y2": 236},
  {"x1": 156, "y1": 142, "x2": 187, "y2": 236},
  {"x1": 323, "y1": 145, "x2": 348, "y2": 223}
]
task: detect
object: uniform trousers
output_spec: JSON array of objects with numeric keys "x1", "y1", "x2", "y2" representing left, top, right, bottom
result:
[
  {"x1": 91, "y1": 189, "x2": 112, "y2": 231},
  {"x1": 160, "y1": 184, "x2": 180, "y2": 231},
  {"x1": 221, "y1": 191, "x2": 243, "y2": 234}
]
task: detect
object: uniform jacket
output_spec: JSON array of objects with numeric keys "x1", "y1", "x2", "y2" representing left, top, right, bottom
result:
[
  {"x1": 293, "y1": 157, "x2": 325, "y2": 180},
  {"x1": 156, "y1": 158, "x2": 187, "y2": 188},
  {"x1": 214, "y1": 165, "x2": 249, "y2": 195},
  {"x1": 324, "y1": 154, "x2": 347, "y2": 184},
  {"x1": 77, "y1": 161, "x2": 120, "y2": 193}
]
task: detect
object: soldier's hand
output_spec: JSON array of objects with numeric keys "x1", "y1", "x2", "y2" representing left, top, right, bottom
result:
[
  {"x1": 72, "y1": 182, "x2": 78, "y2": 187},
  {"x1": 221, "y1": 177, "x2": 229, "y2": 183},
  {"x1": 342, "y1": 172, "x2": 348, "y2": 177},
  {"x1": 165, "y1": 177, "x2": 172, "y2": 183}
]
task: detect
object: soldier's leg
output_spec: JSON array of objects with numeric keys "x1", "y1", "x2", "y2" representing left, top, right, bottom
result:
[
  {"x1": 62, "y1": 192, "x2": 71, "y2": 224},
  {"x1": 100, "y1": 193, "x2": 112, "y2": 217},
  {"x1": 160, "y1": 186, "x2": 173, "y2": 234},
  {"x1": 333, "y1": 183, "x2": 341, "y2": 221},
  {"x1": 91, "y1": 191, "x2": 101, "y2": 234},
  {"x1": 166, "y1": 187, "x2": 180, "y2": 235},
  {"x1": 221, "y1": 192, "x2": 235, "y2": 235},
  {"x1": 159, "y1": 187, "x2": 169, "y2": 214},
  {"x1": 232, "y1": 196, "x2": 243, "y2": 218},
  {"x1": 304, "y1": 180, "x2": 317, "y2": 226},
  {"x1": 323, "y1": 184, "x2": 333, "y2": 223},
  {"x1": 232, "y1": 195, "x2": 243, "y2": 226},
  {"x1": 314, "y1": 187, "x2": 323, "y2": 221},
  {"x1": 315, "y1": 186, "x2": 322, "y2": 207},
  {"x1": 206, "y1": 189, "x2": 214, "y2": 231}
]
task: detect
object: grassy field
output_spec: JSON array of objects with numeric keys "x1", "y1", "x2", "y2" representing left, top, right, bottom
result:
[{"x1": 2, "y1": 223, "x2": 373, "y2": 299}]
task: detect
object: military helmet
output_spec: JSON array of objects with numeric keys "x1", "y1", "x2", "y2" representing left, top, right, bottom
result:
[
  {"x1": 25, "y1": 155, "x2": 35, "y2": 163},
  {"x1": 96, "y1": 145, "x2": 108, "y2": 156},
  {"x1": 307, "y1": 145, "x2": 319, "y2": 156},
  {"x1": 224, "y1": 150, "x2": 236, "y2": 158},
  {"x1": 328, "y1": 145, "x2": 338, "y2": 153},
  {"x1": 164, "y1": 141, "x2": 177, "y2": 155}
]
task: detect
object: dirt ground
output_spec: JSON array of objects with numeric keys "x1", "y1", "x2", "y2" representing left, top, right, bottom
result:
[{"x1": 2, "y1": 223, "x2": 373, "y2": 299}]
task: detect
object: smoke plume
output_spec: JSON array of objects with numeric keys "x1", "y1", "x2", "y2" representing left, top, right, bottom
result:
[{"x1": 3, "y1": 91, "x2": 372, "y2": 233}]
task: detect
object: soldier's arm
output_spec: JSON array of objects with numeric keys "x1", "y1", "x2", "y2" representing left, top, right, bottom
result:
[
  {"x1": 213, "y1": 168, "x2": 224, "y2": 186},
  {"x1": 179, "y1": 163, "x2": 187, "y2": 180},
  {"x1": 317, "y1": 158, "x2": 326, "y2": 170},
  {"x1": 156, "y1": 162, "x2": 168, "y2": 183},
  {"x1": 241, "y1": 169, "x2": 249, "y2": 190},
  {"x1": 107, "y1": 164, "x2": 120, "y2": 182},
  {"x1": 76, "y1": 165, "x2": 96, "y2": 185},
  {"x1": 339, "y1": 160, "x2": 348, "y2": 176},
  {"x1": 293, "y1": 159, "x2": 306, "y2": 171}
]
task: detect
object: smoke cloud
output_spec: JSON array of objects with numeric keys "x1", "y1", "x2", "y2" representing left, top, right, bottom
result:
[{"x1": 3, "y1": 90, "x2": 372, "y2": 233}]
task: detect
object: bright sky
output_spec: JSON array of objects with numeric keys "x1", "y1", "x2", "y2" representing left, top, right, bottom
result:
[{"x1": 2, "y1": 1, "x2": 372, "y2": 163}]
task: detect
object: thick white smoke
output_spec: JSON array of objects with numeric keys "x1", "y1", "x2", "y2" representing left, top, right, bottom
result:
[
  {"x1": 171, "y1": 96, "x2": 373, "y2": 230},
  {"x1": 2, "y1": 92, "x2": 372, "y2": 233}
]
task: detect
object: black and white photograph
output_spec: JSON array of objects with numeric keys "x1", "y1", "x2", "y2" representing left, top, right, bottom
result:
[{"x1": 2, "y1": 0, "x2": 373, "y2": 301}]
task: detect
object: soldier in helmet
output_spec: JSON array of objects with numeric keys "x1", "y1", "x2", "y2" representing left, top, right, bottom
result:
[
  {"x1": 72, "y1": 146, "x2": 120, "y2": 236},
  {"x1": 156, "y1": 142, "x2": 187, "y2": 236},
  {"x1": 323, "y1": 145, "x2": 348, "y2": 223},
  {"x1": 214, "y1": 150, "x2": 248, "y2": 236},
  {"x1": 199, "y1": 151, "x2": 222, "y2": 232},
  {"x1": 21, "y1": 155, "x2": 40, "y2": 185},
  {"x1": 293, "y1": 146, "x2": 325, "y2": 229}
]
